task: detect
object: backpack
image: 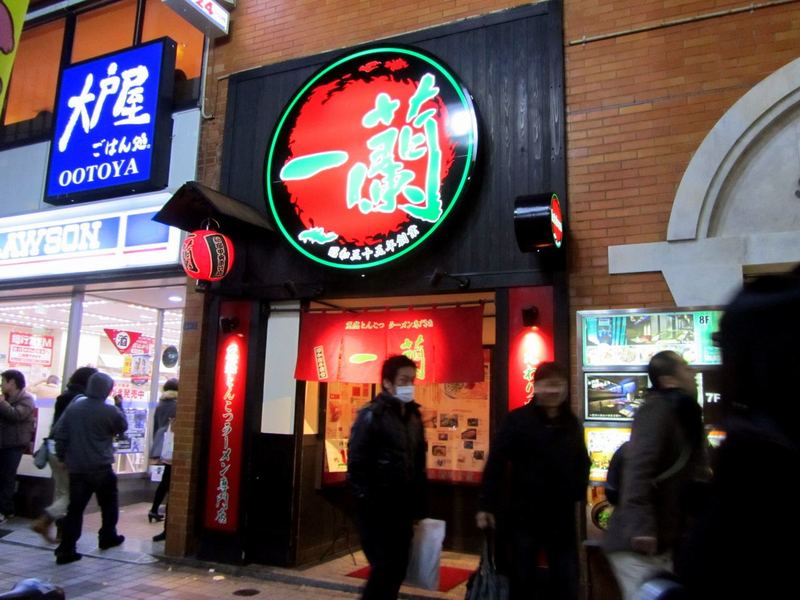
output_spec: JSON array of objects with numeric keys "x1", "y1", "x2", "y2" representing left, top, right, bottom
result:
[
  {"x1": 605, "y1": 441, "x2": 627, "y2": 505},
  {"x1": 605, "y1": 438, "x2": 692, "y2": 506}
]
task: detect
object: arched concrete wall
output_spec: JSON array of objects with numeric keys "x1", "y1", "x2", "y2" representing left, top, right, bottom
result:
[{"x1": 609, "y1": 57, "x2": 800, "y2": 306}]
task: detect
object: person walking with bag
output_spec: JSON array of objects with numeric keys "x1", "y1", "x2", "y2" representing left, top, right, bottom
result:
[
  {"x1": 151, "y1": 416, "x2": 174, "y2": 543},
  {"x1": 148, "y1": 378, "x2": 177, "y2": 524},
  {"x1": 476, "y1": 362, "x2": 590, "y2": 600},
  {"x1": 30, "y1": 366, "x2": 97, "y2": 543},
  {"x1": 603, "y1": 351, "x2": 707, "y2": 600},
  {"x1": 51, "y1": 372, "x2": 128, "y2": 564},
  {"x1": 348, "y1": 355, "x2": 427, "y2": 600}
]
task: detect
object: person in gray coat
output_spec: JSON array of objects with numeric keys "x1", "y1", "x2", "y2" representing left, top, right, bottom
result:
[
  {"x1": 603, "y1": 351, "x2": 707, "y2": 600},
  {"x1": 0, "y1": 369, "x2": 35, "y2": 522},
  {"x1": 51, "y1": 372, "x2": 128, "y2": 564}
]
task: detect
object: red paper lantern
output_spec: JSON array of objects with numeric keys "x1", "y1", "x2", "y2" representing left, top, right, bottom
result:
[{"x1": 181, "y1": 229, "x2": 235, "y2": 281}]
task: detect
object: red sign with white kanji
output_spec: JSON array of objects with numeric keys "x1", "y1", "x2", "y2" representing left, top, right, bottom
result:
[
  {"x1": 294, "y1": 306, "x2": 484, "y2": 383},
  {"x1": 203, "y1": 300, "x2": 249, "y2": 533}
]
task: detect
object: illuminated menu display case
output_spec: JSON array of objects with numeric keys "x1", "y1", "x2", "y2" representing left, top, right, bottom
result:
[{"x1": 578, "y1": 307, "x2": 724, "y2": 486}]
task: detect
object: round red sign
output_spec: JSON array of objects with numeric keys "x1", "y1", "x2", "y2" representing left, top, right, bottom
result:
[
  {"x1": 265, "y1": 46, "x2": 479, "y2": 270},
  {"x1": 550, "y1": 193, "x2": 563, "y2": 248}
]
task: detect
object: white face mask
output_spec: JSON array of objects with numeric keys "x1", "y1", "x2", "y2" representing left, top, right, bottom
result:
[{"x1": 395, "y1": 385, "x2": 415, "y2": 403}]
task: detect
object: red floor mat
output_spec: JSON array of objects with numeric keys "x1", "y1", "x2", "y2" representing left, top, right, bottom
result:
[{"x1": 347, "y1": 565, "x2": 473, "y2": 592}]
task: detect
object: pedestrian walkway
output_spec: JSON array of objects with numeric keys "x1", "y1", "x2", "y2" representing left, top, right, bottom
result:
[{"x1": 0, "y1": 504, "x2": 478, "y2": 599}]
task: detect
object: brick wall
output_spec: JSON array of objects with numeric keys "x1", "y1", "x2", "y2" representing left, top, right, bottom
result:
[
  {"x1": 165, "y1": 280, "x2": 208, "y2": 556},
  {"x1": 565, "y1": 0, "x2": 800, "y2": 313}
]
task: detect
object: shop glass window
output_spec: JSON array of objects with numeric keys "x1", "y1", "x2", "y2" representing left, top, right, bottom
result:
[
  {"x1": 142, "y1": 0, "x2": 203, "y2": 79},
  {"x1": 0, "y1": 296, "x2": 72, "y2": 471},
  {"x1": 1, "y1": 0, "x2": 202, "y2": 145},
  {"x1": 2, "y1": 19, "x2": 64, "y2": 126},
  {"x1": 322, "y1": 382, "x2": 373, "y2": 484},
  {"x1": 319, "y1": 350, "x2": 491, "y2": 485},
  {"x1": 77, "y1": 295, "x2": 183, "y2": 475},
  {"x1": 71, "y1": 0, "x2": 137, "y2": 63}
]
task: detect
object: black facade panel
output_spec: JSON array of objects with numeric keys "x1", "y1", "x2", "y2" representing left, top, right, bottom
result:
[{"x1": 219, "y1": 3, "x2": 564, "y2": 299}]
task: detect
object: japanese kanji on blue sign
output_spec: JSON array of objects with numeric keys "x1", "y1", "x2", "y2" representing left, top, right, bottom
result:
[{"x1": 45, "y1": 38, "x2": 176, "y2": 204}]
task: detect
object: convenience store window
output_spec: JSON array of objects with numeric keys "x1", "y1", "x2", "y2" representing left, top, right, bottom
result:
[
  {"x1": 0, "y1": 279, "x2": 185, "y2": 477},
  {"x1": 78, "y1": 293, "x2": 183, "y2": 474},
  {"x1": 1, "y1": 0, "x2": 203, "y2": 144},
  {"x1": 0, "y1": 296, "x2": 72, "y2": 464}
]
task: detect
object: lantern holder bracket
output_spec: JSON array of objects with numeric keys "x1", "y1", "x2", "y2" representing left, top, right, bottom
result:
[
  {"x1": 154, "y1": 181, "x2": 276, "y2": 235},
  {"x1": 429, "y1": 268, "x2": 471, "y2": 290}
]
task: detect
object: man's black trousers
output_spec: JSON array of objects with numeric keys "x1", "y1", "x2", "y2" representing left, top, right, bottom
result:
[{"x1": 56, "y1": 466, "x2": 120, "y2": 555}]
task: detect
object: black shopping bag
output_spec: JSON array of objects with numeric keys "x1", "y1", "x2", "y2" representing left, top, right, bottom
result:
[{"x1": 465, "y1": 533, "x2": 509, "y2": 600}]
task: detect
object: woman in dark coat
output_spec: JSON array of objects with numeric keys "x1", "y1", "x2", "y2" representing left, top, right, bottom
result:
[
  {"x1": 477, "y1": 362, "x2": 590, "y2": 600},
  {"x1": 148, "y1": 378, "x2": 177, "y2": 523}
]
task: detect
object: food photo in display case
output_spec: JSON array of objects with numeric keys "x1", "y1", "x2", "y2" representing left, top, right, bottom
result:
[
  {"x1": 585, "y1": 373, "x2": 649, "y2": 421},
  {"x1": 584, "y1": 425, "x2": 631, "y2": 484},
  {"x1": 414, "y1": 350, "x2": 491, "y2": 483},
  {"x1": 319, "y1": 351, "x2": 491, "y2": 485},
  {"x1": 322, "y1": 381, "x2": 373, "y2": 484},
  {"x1": 582, "y1": 310, "x2": 721, "y2": 367}
]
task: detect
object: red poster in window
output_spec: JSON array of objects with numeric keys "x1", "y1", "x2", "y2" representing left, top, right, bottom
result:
[
  {"x1": 203, "y1": 300, "x2": 250, "y2": 532},
  {"x1": 8, "y1": 332, "x2": 54, "y2": 367},
  {"x1": 295, "y1": 306, "x2": 483, "y2": 383}
]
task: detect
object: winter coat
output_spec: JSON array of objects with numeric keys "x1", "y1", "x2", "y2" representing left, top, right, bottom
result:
[
  {"x1": 0, "y1": 388, "x2": 36, "y2": 449},
  {"x1": 479, "y1": 401, "x2": 590, "y2": 526},
  {"x1": 51, "y1": 383, "x2": 87, "y2": 435},
  {"x1": 348, "y1": 391, "x2": 427, "y2": 516},
  {"x1": 52, "y1": 373, "x2": 128, "y2": 473},
  {"x1": 150, "y1": 390, "x2": 177, "y2": 459},
  {"x1": 604, "y1": 387, "x2": 706, "y2": 555}
]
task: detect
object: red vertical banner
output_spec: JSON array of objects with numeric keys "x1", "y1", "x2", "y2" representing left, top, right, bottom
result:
[
  {"x1": 204, "y1": 300, "x2": 250, "y2": 532},
  {"x1": 507, "y1": 287, "x2": 555, "y2": 411}
]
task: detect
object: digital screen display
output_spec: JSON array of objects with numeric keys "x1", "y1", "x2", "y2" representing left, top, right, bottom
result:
[{"x1": 585, "y1": 373, "x2": 649, "y2": 421}]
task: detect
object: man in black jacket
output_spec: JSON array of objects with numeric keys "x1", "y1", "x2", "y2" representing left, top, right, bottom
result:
[
  {"x1": 477, "y1": 362, "x2": 590, "y2": 600},
  {"x1": 348, "y1": 355, "x2": 427, "y2": 600},
  {"x1": 51, "y1": 372, "x2": 128, "y2": 564}
]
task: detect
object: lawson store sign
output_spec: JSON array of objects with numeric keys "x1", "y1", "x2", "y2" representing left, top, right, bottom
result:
[
  {"x1": 45, "y1": 39, "x2": 176, "y2": 204},
  {"x1": 0, "y1": 196, "x2": 182, "y2": 280}
]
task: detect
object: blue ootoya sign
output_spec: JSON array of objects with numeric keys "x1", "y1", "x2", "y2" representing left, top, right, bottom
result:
[{"x1": 45, "y1": 38, "x2": 176, "y2": 204}]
